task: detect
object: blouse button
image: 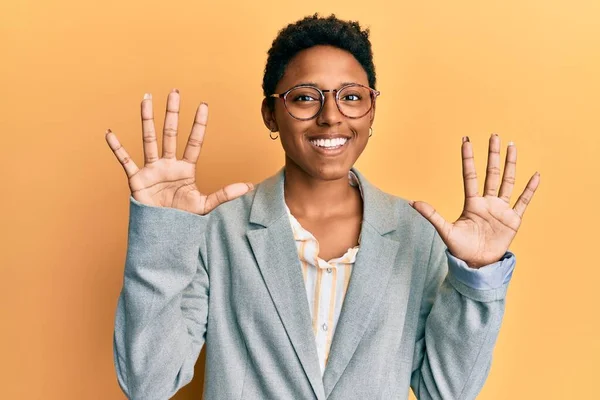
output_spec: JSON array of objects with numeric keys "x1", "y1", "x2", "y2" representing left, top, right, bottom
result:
[
  {"x1": 322, "y1": 323, "x2": 328, "y2": 331},
  {"x1": 327, "y1": 268, "x2": 332, "y2": 273}
]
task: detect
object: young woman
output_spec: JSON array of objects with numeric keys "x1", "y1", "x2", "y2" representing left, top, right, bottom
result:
[{"x1": 106, "y1": 14, "x2": 540, "y2": 400}]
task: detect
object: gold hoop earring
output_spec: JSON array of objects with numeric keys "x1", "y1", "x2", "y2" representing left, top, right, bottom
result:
[
  {"x1": 369, "y1": 127, "x2": 373, "y2": 137},
  {"x1": 269, "y1": 129, "x2": 279, "y2": 140}
]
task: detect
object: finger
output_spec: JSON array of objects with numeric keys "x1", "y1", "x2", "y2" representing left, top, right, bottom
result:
[
  {"x1": 182, "y1": 102, "x2": 208, "y2": 164},
  {"x1": 141, "y1": 93, "x2": 159, "y2": 164},
  {"x1": 513, "y1": 172, "x2": 541, "y2": 218},
  {"x1": 410, "y1": 200, "x2": 452, "y2": 241},
  {"x1": 498, "y1": 141, "x2": 517, "y2": 202},
  {"x1": 162, "y1": 89, "x2": 180, "y2": 159},
  {"x1": 461, "y1": 137, "x2": 479, "y2": 199},
  {"x1": 203, "y1": 182, "x2": 254, "y2": 214},
  {"x1": 483, "y1": 134, "x2": 502, "y2": 196},
  {"x1": 105, "y1": 129, "x2": 140, "y2": 178}
]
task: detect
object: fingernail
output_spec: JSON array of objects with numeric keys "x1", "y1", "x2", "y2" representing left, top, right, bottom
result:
[
  {"x1": 408, "y1": 200, "x2": 415, "y2": 207},
  {"x1": 492, "y1": 133, "x2": 499, "y2": 137},
  {"x1": 105, "y1": 128, "x2": 112, "y2": 134},
  {"x1": 172, "y1": 88, "x2": 179, "y2": 93},
  {"x1": 247, "y1": 182, "x2": 255, "y2": 191},
  {"x1": 462, "y1": 136, "x2": 470, "y2": 143},
  {"x1": 201, "y1": 101, "x2": 208, "y2": 107},
  {"x1": 508, "y1": 141, "x2": 515, "y2": 146},
  {"x1": 143, "y1": 93, "x2": 152, "y2": 100}
]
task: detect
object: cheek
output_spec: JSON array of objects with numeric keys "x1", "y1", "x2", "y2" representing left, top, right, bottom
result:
[
  {"x1": 273, "y1": 101, "x2": 297, "y2": 123},
  {"x1": 274, "y1": 106, "x2": 297, "y2": 132},
  {"x1": 350, "y1": 120, "x2": 371, "y2": 141},
  {"x1": 275, "y1": 107, "x2": 310, "y2": 140}
]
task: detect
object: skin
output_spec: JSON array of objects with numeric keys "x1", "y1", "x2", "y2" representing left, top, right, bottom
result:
[
  {"x1": 261, "y1": 45, "x2": 374, "y2": 260},
  {"x1": 105, "y1": 92, "x2": 254, "y2": 215},
  {"x1": 106, "y1": 45, "x2": 540, "y2": 269}
]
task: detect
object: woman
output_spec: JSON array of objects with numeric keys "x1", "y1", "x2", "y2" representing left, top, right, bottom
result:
[{"x1": 106, "y1": 14, "x2": 539, "y2": 400}]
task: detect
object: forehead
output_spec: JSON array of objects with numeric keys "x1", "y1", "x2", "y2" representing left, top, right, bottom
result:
[{"x1": 276, "y1": 45, "x2": 370, "y2": 91}]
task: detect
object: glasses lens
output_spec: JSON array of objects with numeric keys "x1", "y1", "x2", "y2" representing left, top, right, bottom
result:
[
  {"x1": 337, "y1": 85, "x2": 373, "y2": 118},
  {"x1": 285, "y1": 87, "x2": 323, "y2": 119}
]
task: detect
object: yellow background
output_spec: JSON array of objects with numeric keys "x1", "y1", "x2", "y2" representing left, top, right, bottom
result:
[{"x1": 1, "y1": 0, "x2": 598, "y2": 398}]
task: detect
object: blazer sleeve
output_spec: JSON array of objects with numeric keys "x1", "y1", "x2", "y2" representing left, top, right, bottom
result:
[
  {"x1": 113, "y1": 196, "x2": 210, "y2": 400},
  {"x1": 409, "y1": 230, "x2": 515, "y2": 400}
]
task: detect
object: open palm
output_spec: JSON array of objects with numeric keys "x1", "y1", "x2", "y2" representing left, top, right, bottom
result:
[
  {"x1": 105, "y1": 90, "x2": 253, "y2": 215},
  {"x1": 411, "y1": 135, "x2": 540, "y2": 269}
]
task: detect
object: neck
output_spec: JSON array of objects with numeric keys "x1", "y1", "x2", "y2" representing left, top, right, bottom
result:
[{"x1": 283, "y1": 159, "x2": 360, "y2": 220}]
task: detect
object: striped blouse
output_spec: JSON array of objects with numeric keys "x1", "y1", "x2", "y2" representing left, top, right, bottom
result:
[{"x1": 284, "y1": 172, "x2": 362, "y2": 376}]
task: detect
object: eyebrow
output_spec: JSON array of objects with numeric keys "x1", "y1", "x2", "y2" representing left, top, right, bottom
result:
[{"x1": 290, "y1": 82, "x2": 360, "y2": 90}]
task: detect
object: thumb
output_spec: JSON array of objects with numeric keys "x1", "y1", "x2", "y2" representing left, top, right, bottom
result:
[
  {"x1": 409, "y1": 200, "x2": 451, "y2": 241},
  {"x1": 204, "y1": 182, "x2": 255, "y2": 214}
]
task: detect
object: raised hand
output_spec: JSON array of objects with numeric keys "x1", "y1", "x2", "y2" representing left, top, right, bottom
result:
[
  {"x1": 105, "y1": 89, "x2": 254, "y2": 215},
  {"x1": 410, "y1": 134, "x2": 540, "y2": 269}
]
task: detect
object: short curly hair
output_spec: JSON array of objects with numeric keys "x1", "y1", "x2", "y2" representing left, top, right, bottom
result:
[{"x1": 262, "y1": 13, "x2": 376, "y2": 109}]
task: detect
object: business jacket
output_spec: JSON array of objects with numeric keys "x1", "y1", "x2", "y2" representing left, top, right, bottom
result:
[{"x1": 113, "y1": 167, "x2": 514, "y2": 400}]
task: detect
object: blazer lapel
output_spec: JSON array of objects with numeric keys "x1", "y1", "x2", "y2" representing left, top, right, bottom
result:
[
  {"x1": 322, "y1": 169, "x2": 411, "y2": 398},
  {"x1": 246, "y1": 169, "x2": 326, "y2": 400}
]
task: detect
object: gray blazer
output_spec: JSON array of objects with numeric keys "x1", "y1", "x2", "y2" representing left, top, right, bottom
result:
[{"x1": 113, "y1": 168, "x2": 510, "y2": 400}]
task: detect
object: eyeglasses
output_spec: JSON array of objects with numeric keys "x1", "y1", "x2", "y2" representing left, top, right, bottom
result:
[{"x1": 269, "y1": 83, "x2": 380, "y2": 121}]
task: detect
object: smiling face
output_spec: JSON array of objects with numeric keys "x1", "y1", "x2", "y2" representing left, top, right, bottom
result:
[{"x1": 262, "y1": 45, "x2": 376, "y2": 181}]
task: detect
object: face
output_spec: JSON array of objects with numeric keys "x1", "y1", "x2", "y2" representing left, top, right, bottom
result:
[{"x1": 262, "y1": 45, "x2": 375, "y2": 181}]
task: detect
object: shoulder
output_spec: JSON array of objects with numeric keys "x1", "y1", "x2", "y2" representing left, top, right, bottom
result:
[
  {"x1": 365, "y1": 183, "x2": 438, "y2": 247},
  {"x1": 206, "y1": 171, "x2": 281, "y2": 230}
]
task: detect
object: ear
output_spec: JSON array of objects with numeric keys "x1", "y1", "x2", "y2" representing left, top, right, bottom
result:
[{"x1": 261, "y1": 98, "x2": 278, "y2": 132}]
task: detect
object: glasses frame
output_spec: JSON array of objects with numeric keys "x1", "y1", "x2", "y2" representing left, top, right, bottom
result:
[{"x1": 269, "y1": 83, "x2": 381, "y2": 121}]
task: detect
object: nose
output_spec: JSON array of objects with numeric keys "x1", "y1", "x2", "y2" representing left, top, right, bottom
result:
[{"x1": 316, "y1": 91, "x2": 343, "y2": 126}]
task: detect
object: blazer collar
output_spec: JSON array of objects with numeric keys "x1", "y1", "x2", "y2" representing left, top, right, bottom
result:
[{"x1": 249, "y1": 167, "x2": 399, "y2": 235}]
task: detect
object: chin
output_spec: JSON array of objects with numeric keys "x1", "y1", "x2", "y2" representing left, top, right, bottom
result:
[
  {"x1": 284, "y1": 148, "x2": 359, "y2": 182},
  {"x1": 308, "y1": 162, "x2": 353, "y2": 181}
]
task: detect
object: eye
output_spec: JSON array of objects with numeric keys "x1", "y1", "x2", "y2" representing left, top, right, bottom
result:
[
  {"x1": 341, "y1": 93, "x2": 362, "y2": 101},
  {"x1": 288, "y1": 87, "x2": 321, "y2": 103},
  {"x1": 293, "y1": 94, "x2": 318, "y2": 102}
]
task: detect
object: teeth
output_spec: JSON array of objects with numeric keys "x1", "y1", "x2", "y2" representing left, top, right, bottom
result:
[{"x1": 310, "y1": 138, "x2": 348, "y2": 148}]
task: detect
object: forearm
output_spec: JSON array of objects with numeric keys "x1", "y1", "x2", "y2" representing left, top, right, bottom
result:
[
  {"x1": 410, "y1": 276, "x2": 508, "y2": 400},
  {"x1": 410, "y1": 233, "x2": 514, "y2": 400},
  {"x1": 113, "y1": 196, "x2": 209, "y2": 400}
]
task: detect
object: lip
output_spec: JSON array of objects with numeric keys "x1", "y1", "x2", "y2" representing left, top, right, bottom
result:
[
  {"x1": 306, "y1": 134, "x2": 351, "y2": 140},
  {"x1": 308, "y1": 136, "x2": 350, "y2": 156}
]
